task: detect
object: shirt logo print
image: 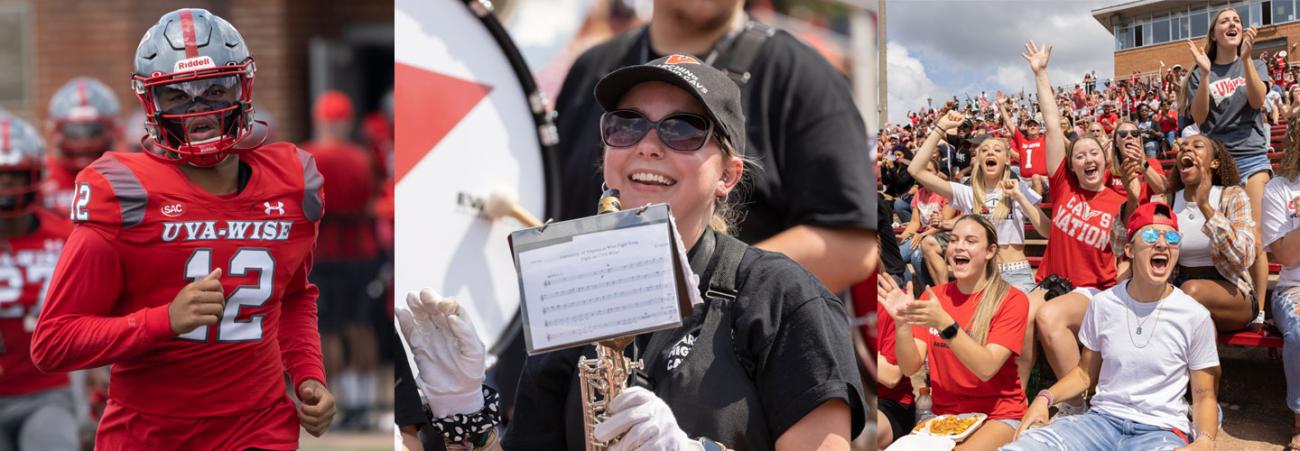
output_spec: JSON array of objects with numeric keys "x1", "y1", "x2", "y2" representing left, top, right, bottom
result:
[
  {"x1": 161, "y1": 203, "x2": 184, "y2": 218},
  {"x1": 264, "y1": 201, "x2": 284, "y2": 216},
  {"x1": 665, "y1": 333, "x2": 698, "y2": 371}
]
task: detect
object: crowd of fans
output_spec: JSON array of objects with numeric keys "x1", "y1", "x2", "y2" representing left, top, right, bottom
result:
[{"x1": 877, "y1": 8, "x2": 1300, "y2": 450}]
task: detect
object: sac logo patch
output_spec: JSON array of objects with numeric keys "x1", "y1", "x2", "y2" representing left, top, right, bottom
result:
[
  {"x1": 664, "y1": 54, "x2": 700, "y2": 65},
  {"x1": 161, "y1": 203, "x2": 185, "y2": 218}
]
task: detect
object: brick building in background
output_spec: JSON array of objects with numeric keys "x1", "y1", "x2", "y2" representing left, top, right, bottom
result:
[
  {"x1": 1095, "y1": 0, "x2": 1300, "y2": 79},
  {"x1": 0, "y1": 0, "x2": 392, "y2": 144}
]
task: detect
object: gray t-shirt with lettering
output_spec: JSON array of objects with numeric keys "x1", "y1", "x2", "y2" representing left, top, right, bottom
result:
[{"x1": 1187, "y1": 58, "x2": 1271, "y2": 156}]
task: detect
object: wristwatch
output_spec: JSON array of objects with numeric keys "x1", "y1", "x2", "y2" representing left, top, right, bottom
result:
[
  {"x1": 699, "y1": 437, "x2": 729, "y2": 451},
  {"x1": 939, "y1": 321, "x2": 960, "y2": 340}
]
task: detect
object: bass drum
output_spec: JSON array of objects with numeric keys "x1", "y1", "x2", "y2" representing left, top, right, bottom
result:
[{"x1": 394, "y1": 0, "x2": 559, "y2": 362}]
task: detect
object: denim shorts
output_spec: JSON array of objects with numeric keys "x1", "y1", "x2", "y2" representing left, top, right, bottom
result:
[
  {"x1": 1234, "y1": 152, "x2": 1274, "y2": 181},
  {"x1": 1273, "y1": 287, "x2": 1300, "y2": 413},
  {"x1": 1000, "y1": 261, "x2": 1037, "y2": 293}
]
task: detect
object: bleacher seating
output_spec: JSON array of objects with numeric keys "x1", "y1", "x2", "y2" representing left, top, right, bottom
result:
[{"x1": 891, "y1": 122, "x2": 1291, "y2": 349}]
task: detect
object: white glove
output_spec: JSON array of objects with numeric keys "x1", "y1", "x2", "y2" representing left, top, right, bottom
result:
[
  {"x1": 592, "y1": 387, "x2": 705, "y2": 451},
  {"x1": 395, "y1": 288, "x2": 487, "y2": 418}
]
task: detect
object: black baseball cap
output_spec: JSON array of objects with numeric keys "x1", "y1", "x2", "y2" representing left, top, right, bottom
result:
[{"x1": 595, "y1": 54, "x2": 746, "y2": 154}]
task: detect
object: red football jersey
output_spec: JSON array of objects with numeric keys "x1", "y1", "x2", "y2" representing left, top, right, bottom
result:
[
  {"x1": 40, "y1": 157, "x2": 79, "y2": 218},
  {"x1": 300, "y1": 140, "x2": 377, "y2": 261},
  {"x1": 913, "y1": 283, "x2": 1027, "y2": 420},
  {"x1": 1011, "y1": 129, "x2": 1048, "y2": 178},
  {"x1": 31, "y1": 143, "x2": 326, "y2": 428},
  {"x1": 0, "y1": 208, "x2": 73, "y2": 396}
]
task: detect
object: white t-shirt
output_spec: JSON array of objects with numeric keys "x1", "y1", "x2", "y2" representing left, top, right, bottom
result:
[
  {"x1": 1262, "y1": 175, "x2": 1300, "y2": 289},
  {"x1": 949, "y1": 181, "x2": 1041, "y2": 245},
  {"x1": 1171, "y1": 187, "x2": 1222, "y2": 268},
  {"x1": 1079, "y1": 282, "x2": 1219, "y2": 433}
]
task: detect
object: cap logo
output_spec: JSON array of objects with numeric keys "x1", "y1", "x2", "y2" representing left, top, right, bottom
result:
[
  {"x1": 664, "y1": 54, "x2": 700, "y2": 65},
  {"x1": 174, "y1": 56, "x2": 215, "y2": 72}
]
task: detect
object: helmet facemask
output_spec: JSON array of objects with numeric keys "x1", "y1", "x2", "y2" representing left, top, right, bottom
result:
[
  {"x1": 51, "y1": 118, "x2": 117, "y2": 172},
  {"x1": 134, "y1": 64, "x2": 257, "y2": 167},
  {"x1": 0, "y1": 168, "x2": 42, "y2": 217}
]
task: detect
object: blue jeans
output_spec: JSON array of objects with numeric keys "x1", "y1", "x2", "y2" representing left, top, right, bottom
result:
[
  {"x1": 893, "y1": 196, "x2": 913, "y2": 223},
  {"x1": 899, "y1": 239, "x2": 928, "y2": 289},
  {"x1": 999, "y1": 411, "x2": 1189, "y2": 451},
  {"x1": 1275, "y1": 288, "x2": 1300, "y2": 413},
  {"x1": 1001, "y1": 265, "x2": 1037, "y2": 293}
]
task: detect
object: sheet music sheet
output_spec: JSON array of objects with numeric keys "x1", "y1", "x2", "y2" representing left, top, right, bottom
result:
[{"x1": 516, "y1": 222, "x2": 680, "y2": 351}]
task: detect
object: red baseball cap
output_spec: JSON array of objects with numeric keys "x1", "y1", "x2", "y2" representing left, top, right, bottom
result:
[
  {"x1": 1125, "y1": 202, "x2": 1178, "y2": 242},
  {"x1": 313, "y1": 90, "x2": 353, "y2": 122}
]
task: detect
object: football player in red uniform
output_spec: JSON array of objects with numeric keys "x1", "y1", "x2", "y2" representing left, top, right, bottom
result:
[
  {"x1": 30, "y1": 9, "x2": 335, "y2": 450},
  {"x1": 42, "y1": 77, "x2": 123, "y2": 218},
  {"x1": 0, "y1": 113, "x2": 77, "y2": 451}
]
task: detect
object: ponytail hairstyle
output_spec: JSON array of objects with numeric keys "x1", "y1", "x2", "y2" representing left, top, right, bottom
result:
[{"x1": 954, "y1": 214, "x2": 1012, "y2": 345}]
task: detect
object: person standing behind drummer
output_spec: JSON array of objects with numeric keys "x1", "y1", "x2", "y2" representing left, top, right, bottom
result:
[{"x1": 550, "y1": 0, "x2": 875, "y2": 289}]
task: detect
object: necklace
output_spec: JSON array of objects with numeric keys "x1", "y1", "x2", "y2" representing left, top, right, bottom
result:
[{"x1": 1123, "y1": 282, "x2": 1168, "y2": 348}]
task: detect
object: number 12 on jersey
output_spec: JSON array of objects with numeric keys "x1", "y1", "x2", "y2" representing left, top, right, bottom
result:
[{"x1": 178, "y1": 248, "x2": 275, "y2": 342}]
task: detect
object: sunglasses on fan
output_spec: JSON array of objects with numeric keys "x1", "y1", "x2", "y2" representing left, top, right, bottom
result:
[
  {"x1": 1139, "y1": 228, "x2": 1182, "y2": 246},
  {"x1": 600, "y1": 109, "x2": 716, "y2": 152}
]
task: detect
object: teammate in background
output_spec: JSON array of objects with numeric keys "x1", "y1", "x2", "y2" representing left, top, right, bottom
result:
[
  {"x1": 29, "y1": 9, "x2": 335, "y2": 449},
  {"x1": 43, "y1": 78, "x2": 122, "y2": 217},
  {"x1": 301, "y1": 90, "x2": 380, "y2": 430},
  {"x1": 0, "y1": 114, "x2": 76, "y2": 451}
]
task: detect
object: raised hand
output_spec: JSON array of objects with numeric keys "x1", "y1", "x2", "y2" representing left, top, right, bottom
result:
[
  {"x1": 936, "y1": 110, "x2": 966, "y2": 131},
  {"x1": 877, "y1": 273, "x2": 913, "y2": 321},
  {"x1": 1002, "y1": 178, "x2": 1025, "y2": 201},
  {"x1": 1188, "y1": 40, "x2": 1212, "y2": 72},
  {"x1": 1021, "y1": 40, "x2": 1053, "y2": 74},
  {"x1": 1242, "y1": 27, "x2": 1258, "y2": 59},
  {"x1": 395, "y1": 289, "x2": 488, "y2": 418}
]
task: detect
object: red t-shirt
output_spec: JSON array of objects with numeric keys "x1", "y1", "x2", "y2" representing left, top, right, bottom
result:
[
  {"x1": 0, "y1": 209, "x2": 72, "y2": 396},
  {"x1": 1099, "y1": 112, "x2": 1119, "y2": 133},
  {"x1": 1036, "y1": 159, "x2": 1128, "y2": 287},
  {"x1": 1106, "y1": 157, "x2": 1164, "y2": 204},
  {"x1": 1159, "y1": 111, "x2": 1179, "y2": 134},
  {"x1": 31, "y1": 144, "x2": 326, "y2": 443},
  {"x1": 1011, "y1": 129, "x2": 1048, "y2": 178},
  {"x1": 301, "y1": 140, "x2": 379, "y2": 261},
  {"x1": 877, "y1": 305, "x2": 914, "y2": 405},
  {"x1": 913, "y1": 283, "x2": 1028, "y2": 420}
]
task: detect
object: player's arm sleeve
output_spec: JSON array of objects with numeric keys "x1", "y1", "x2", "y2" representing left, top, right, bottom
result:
[
  {"x1": 30, "y1": 226, "x2": 174, "y2": 372},
  {"x1": 282, "y1": 148, "x2": 327, "y2": 389},
  {"x1": 279, "y1": 253, "x2": 326, "y2": 390}
]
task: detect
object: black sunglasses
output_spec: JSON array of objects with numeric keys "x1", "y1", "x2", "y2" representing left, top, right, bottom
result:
[
  {"x1": 1115, "y1": 129, "x2": 1141, "y2": 138},
  {"x1": 600, "y1": 109, "x2": 715, "y2": 152}
]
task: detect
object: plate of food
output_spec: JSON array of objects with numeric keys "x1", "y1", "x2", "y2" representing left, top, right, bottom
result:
[{"x1": 916, "y1": 413, "x2": 987, "y2": 442}]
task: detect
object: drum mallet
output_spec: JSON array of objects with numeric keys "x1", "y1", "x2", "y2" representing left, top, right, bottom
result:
[{"x1": 484, "y1": 190, "x2": 543, "y2": 228}]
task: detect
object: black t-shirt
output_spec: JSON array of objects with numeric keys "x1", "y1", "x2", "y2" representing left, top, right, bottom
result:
[
  {"x1": 502, "y1": 230, "x2": 866, "y2": 450},
  {"x1": 877, "y1": 192, "x2": 905, "y2": 279},
  {"x1": 550, "y1": 24, "x2": 876, "y2": 243},
  {"x1": 937, "y1": 139, "x2": 971, "y2": 177},
  {"x1": 881, "y1": 164, "x2": 913, "y2": 198}
]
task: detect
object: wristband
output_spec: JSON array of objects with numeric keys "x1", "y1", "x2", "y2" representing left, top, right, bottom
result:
[
  {"x1": 1035, "y1": 390, "x2": 1055, "y2": 406},
  {"x1": 431, "y1": 386, "x2": 501, "y2": 447}
]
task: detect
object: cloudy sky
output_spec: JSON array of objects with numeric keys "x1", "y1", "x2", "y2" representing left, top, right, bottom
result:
[{"x1": 885, "y1": 0, "x2": 1116, "y2": 124}]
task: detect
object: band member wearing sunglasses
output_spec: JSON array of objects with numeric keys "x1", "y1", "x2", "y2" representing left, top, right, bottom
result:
[
  {"x1": 1002, "y1": 203, "x2": 1221, "y2": 451},
  {"x1": 400, "y1": 55, "x2": 865, "y2": 451},
  {"x1": 1165, "y1": 134, "x2": 1257, "y2": 331}
]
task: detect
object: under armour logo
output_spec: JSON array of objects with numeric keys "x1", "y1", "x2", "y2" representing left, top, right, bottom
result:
[{"x1": 264, "y1": 201, "x2": 284, "y2": 216}]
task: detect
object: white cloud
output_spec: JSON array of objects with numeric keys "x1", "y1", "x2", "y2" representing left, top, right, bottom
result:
[
  {"x1": 885, "y1": 41, "x2": 941, "y2": 124},
  {"x1": 885, "y1": 0, "x2": 1116, "y2": 121}
]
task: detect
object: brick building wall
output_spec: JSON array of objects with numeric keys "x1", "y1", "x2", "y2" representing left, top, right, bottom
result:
[
  {"x1": 3, "y1": 0, "x2": 390, "y2": 143},
  {"x1": 1114, "y1": 21, "x2": 1300, "y2": 79}
]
